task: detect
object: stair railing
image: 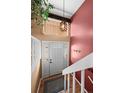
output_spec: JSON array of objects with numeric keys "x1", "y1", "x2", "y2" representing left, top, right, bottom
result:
[{"x1": 62, "y1": 53, "x2": 93, "y2": 93}]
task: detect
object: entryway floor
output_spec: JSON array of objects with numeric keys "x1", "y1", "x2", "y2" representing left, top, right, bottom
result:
[
  {"x1": 38, "y1": 74, "x2": 82, "y2": 93},
  {"x1": 38, "y1": 74, "x2": 62, "y2": 93}
]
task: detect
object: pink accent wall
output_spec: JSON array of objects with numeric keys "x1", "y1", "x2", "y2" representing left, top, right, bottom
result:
[
  {"x1": 70, "y1": 0, "x2": 93, "y2": 92},
  {"x1": 70, "y1": 0, "x2": 93, "y2": 64}
]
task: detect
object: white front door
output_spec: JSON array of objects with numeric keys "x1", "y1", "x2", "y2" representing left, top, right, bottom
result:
[
  {"x1": 49, "y1": 42, "x2": 64, "y2": 75},
  {"x1": 41, "y1": 41, "x2": 69, "y2": 78}
]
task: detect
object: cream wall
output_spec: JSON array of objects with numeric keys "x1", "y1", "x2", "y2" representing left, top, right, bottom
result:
[{"x1": 31, "y1": 18, "x2": 70, "y2": 41}]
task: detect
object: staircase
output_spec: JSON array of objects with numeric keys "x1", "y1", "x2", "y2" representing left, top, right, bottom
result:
[{"x1": 59, "y1": 53, "x2": 93, "y2": 93}]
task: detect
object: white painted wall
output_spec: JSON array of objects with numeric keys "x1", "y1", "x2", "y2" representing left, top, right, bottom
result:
[{"x1": 31, "y1": 36, "x2": 41, "y2": 73}]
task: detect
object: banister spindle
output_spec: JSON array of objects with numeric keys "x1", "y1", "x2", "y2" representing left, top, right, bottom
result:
[
  {"x1": 81, "y1": 70, "x2": 85, "y2": 93},
  {"x1": 88, "y1": 76, "x2": 93, "y2": 84},
  {"x1": 67, "y1": 74, "x2": 70, "y2": 93},
  {"x1": 64, "y1": 75, "x2": 66, "y2": 92},
  {"x1": 73, "y1": 72, "x2": 75, "y2": 93}
]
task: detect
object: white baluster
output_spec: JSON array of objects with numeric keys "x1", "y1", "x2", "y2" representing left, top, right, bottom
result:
[
  {"x1": 73, "y1": 72, "x2": 75, "y2": 93},
  {"x1": 68, "y1": 74, "x2": 70, "y2": 93},
  {"x1": 81, "y1": 70, "x2": 85, "y2": 93},
  {"x1": 64, "y1": 75, "x2": 66, "y2": 92},
  {"x1": 84, "y1": 88, "x2": 88, "y2": 93},
  {"x1": 88, "y1": 76, "x2": 93, "y2": 84}
]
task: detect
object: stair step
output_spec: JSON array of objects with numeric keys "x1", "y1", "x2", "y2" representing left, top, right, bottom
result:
[{"x1": 58, "y1": 90, "x2": 65, "y2": 93}]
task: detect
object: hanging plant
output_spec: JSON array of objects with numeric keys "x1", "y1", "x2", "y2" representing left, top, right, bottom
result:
[{"x1": 31, "y1": 0, "x2": 54, "y2": 25}]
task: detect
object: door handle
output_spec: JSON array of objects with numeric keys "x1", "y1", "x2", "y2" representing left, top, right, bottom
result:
[{"x1": 49, "y1": 59, "x2": 52, "y2": 63}]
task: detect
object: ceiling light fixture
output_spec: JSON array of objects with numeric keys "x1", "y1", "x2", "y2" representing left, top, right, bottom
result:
[{"x1": 60, "y1": 0, "x2": 68, "y2": 31}]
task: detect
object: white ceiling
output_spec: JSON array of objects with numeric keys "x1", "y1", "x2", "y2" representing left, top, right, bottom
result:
[{"x1": 48, "y1": 0, "x2": 85, "y2": 19}]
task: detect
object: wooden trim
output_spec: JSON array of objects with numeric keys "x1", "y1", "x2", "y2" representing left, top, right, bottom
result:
[
  {"x1": 37, "y1": 79, "x2": 41, "y2": 93},
  {"x1": 49, "y1": 13, "x2": 71, "y2": 23}
]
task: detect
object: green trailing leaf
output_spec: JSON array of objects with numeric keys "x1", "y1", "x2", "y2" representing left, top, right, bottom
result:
[{"x1": 31, "y1": 0, "x2": 54, "y2": 25}]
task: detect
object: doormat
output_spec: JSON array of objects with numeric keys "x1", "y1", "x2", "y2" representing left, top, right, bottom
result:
[{"x1": 44, "y1": 76, "x2": 64, "y2": 93}]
